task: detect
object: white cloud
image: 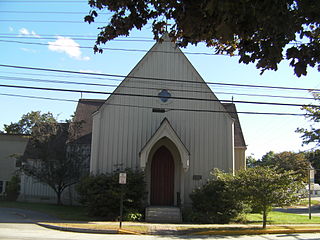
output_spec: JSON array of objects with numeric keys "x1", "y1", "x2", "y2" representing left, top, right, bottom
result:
[
  {"x1": 19, "y1": 28, "x2": 40, "y2": 38},
  {"x1": 19, "y1": 28, "x2": 29, "y2": 35},
  {"x1": 48, "y1": 36, "x2": 90, "y2": 61},
  {"x1": 9, "y1": 27, "x2": 14, "y2": 32}
]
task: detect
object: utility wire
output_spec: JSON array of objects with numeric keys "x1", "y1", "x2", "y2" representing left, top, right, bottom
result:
[
  {"x1": 0, "y1": 10, "x2": 110, "y2": 15},
  {"x1": 0, "y1": 33, "x2": 305, "y2": 45},
  {"x1": 0, "y1": 92, "x2": 77, "y2": 102},
  {"x1": 0, "y1": 39, "x2": 222, "y2": 56},
  {"x1": 108, "y1": 103, "x2": 306, "y2": 116},
  {"x1": 0, "y1": 19, "x2": 106, "y2": 24},
  {"x1": 0, "y1": 1, "x2": 87, "y2": 3},
  {"x1": 0, "y1": 92, "x2": 306, "y2": 116},
  {"x1": 0, "y1": 36, "x2": 154, "y2": 42},
  {"x1": 0, "y1": 75, "x2": 315, "y2": 101},
  {"x1": 0, "y1": 70, "x2": 119, "y2": 81},
  {"x1": 1, "y1": 64, "x2": 319, "y2": 92},
  {"x1": 0, "y1": 83, "x2": 316, "y2": 108},
  {"x1": 0, "y1": 33, "x2": 153, "y2": 40}
]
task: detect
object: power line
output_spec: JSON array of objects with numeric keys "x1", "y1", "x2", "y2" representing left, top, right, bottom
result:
[
  {"x1": 0, "y1": 75, "x2": 120, "y2": 88},
  {"x1": 0, "y1": 75, "x2": 315, "y2": 101},
  {"x1": 0, "y1": 83, "x2": 316, "y2": 108},
  {"x1": 0, "y1": 36, "x2": 154, "y2": 42},
  {"x1": 1, "y1": 64, "x2": 319, "y2": 92},
  {"x1": 109, "y1": 103, "x2": 306, "y2": 116},
  {"x1": 0, "y1": 34, "x2": 307, "y2": 50},
  {"x1": 0, "y1": 92, "x2": 77, "y2": 102},
  {"x1": 0, "y1": 33, "x2": 153, "y2": 40},
  {"x1": 0, "y1": 39, "x2": 223, "y2": 56},
  {"x1": 0, "y1": 70, "x2": 120, "y2": 82},
  {"x1": 0, "y1": 92, "x2": 306, "y2": 116},
  {"x1": 0, "y1": 10, "x2": 110, "y2": 15},
  {"x1": 0, "y1": 1, "x2": 86, "y2": 3},
  {"x1": 0, "y1": 19, "x2": 106, "y2": 24}
]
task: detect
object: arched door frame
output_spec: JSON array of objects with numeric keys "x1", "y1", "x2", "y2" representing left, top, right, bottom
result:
[
  {"x1": 140, "y1": 118, "x2": 189, "y2": 171},
  {"x1": 139, "y1": 118, "x2": 190, "y2": 206}
]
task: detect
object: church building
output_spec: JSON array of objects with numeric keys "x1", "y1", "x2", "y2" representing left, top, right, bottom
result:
[{"x1": 74, "y1": 35, "x2": 246, "y2": 222}]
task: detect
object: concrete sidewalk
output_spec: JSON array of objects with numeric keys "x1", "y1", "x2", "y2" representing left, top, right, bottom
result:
[
  {"x1": 36, "y1": 221, "x2": 320, "y2": 235},
  {"x1": 3, "y1": 206, "x2": 320, "y2": 236}
]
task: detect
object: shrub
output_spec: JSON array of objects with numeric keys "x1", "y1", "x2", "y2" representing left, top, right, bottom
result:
[
  {"x1": 125, "y1": 211, "x2": 143, "y2": 221},
  {"x1": 5, "y1": 175, "x2": 21, "y2": 201},
  {"x1": 77, "y1": 169, "x2": 146, "y2": 220},
  {"x1": 189, "y1": 178, "x2": 245, "y2": 223}
]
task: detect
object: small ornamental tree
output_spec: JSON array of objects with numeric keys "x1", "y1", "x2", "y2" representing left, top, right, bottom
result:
[
  {"x1": 233, "y1": 167, "x2": 305, "y2": 228},
  {"x1": 21, "y1": 122, "x2": 85, "y2": 205}
]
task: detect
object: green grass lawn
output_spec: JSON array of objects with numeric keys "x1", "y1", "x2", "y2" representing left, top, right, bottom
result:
[
  {"x1": 246, "y1": 211, "x2": 320, "y2": 225},
  {"x1": 2, "y1": 200, "x2": 320, "y2": 225},
  {"x1": 0, "y1": 201, "x2": 93, "y2": 221},
  {"x1": 297, "y1": 199, "x2": 320, "y2": 206}
]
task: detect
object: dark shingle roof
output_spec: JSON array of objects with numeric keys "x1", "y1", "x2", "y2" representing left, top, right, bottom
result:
[
  {"x1": 72, "y1": 99, "x2": 105, "y2": 144},
  {"x1": 222, "y1": 103, "x2": 246, "y2": 148}
]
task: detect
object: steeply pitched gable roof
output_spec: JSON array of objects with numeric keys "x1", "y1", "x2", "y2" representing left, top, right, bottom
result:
[{"x1": 96, "y1": 34, "x2": 226, "y2": 115}]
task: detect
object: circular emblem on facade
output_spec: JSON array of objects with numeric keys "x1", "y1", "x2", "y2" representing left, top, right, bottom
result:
[{"x1": 158, "y1": 89, "x2": 171, "y2": 103}]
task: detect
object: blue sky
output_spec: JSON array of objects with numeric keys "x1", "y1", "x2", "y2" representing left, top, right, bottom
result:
[{"x1": 1, "y1": 0, "x2": 319, "y2": 159}]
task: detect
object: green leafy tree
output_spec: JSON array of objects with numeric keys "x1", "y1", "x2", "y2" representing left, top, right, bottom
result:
[
  {"x1": 246, "y1": 155, "x2": 258, "y2": 168},
  {"x1": 21, "y1": 122, "x2": 85, "y2": 205},
  {"x1": 232, "y1": 167, "x2": 305, "y2": 228},
  {"x1": 85, "y1": 0, "x2": 320, "y2": 77},
  {"x1": 3, "y1": 111, "x2": 56, "y2": 135},
  {"x1": 259, "y1": 151, "x2": 310, "y2": 182},
  {"x1": 296, "y1": 93, "x2": 320, "y2": 146},
  {"x1": 296, "y1": 93, "x2": 320, "y2": 182}
]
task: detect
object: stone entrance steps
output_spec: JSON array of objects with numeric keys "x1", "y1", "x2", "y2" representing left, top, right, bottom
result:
[{"x1": 145, "y1": 206, "x2": 182, "y2": 223}]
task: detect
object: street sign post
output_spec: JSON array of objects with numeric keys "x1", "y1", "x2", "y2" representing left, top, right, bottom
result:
[{"x1": 119, "y1": 172, "x2": 126, "y2": 228}]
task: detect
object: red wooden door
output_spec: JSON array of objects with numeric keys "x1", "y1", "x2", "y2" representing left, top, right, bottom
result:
[{"x1": 150, "y1": 146, "x2": 175, "y2": 206}]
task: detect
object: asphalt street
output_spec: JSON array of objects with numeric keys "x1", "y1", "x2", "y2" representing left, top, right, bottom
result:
[{"x1": 1, "y1": 207, "x2": 320, "y2": 240}]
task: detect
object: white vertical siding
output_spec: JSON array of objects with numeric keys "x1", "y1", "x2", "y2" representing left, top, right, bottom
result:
[{"x1": 90, "y1": 38, "x2": 235, "y2": 204}]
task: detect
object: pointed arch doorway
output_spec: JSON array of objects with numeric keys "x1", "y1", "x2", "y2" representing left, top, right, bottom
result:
[
  {"x1": 139, "y1": 118, "x2": 190, "y2": 206},
  {"x1": 150, "y1": 146, "x2": 175, "y2": 206}
]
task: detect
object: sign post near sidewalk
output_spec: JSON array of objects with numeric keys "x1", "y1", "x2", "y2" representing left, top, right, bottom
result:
[{"x1": 119, "y1": 172, "x2": 126, "y2": 228}]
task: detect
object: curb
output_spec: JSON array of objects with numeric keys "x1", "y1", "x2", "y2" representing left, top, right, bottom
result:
[
  {"x1": 13, "y1": 212, "x2": 27, "y2": 219},
  {"x1": 37, "y1": 223, "x2": 118, "y2": 234},
  {"x1": 189, "y1": 228, "x2": 320, "y2": 236},
  {"x1": 118, "y1": 228, "x2": 143, "y2": 235},
  {"x1": 37, "y1": 222, "x2": 320, "y2": 236}
]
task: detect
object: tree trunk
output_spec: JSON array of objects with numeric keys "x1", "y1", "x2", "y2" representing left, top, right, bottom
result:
[
  {"x1": 262, "y1": 209, "x2": 267, "y2": 229},
  {"x1": 56, "y1": 191, "x2": 62, "y2": 205}
]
